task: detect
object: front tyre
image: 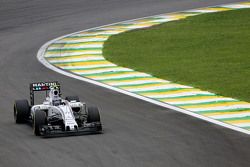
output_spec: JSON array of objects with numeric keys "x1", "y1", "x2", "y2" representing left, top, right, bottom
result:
[
  {"x1": 14, "y1": 99, "x2": 30, "y2": 123},
  {"x1": 87, "y1": 106, "x2": 102, "y2": 131},
  {"x1": 33, "y1": 110, "x2": 46, "y2": 136},
  {"x1": 87, "y1": 106, "x2": 100, "y2": 123}
]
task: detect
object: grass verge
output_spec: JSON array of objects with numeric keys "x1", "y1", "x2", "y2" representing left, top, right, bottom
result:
[{"x1": 103, "y1": 9, "x2": 250, "y2": 102}]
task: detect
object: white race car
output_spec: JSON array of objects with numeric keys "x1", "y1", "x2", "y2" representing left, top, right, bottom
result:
[{"x1": 14, "y1": 81, "x2": 102, "y2": 137}]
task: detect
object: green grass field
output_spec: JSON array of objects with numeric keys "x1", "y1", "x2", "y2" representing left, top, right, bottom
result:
[{"x1": 103, "y1": 9, "x2": 250, "y2": 102}]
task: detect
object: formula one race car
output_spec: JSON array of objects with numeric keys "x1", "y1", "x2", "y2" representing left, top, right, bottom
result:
[{"x1": 14, "y1": 81, "x2": 102, "y2": 137}]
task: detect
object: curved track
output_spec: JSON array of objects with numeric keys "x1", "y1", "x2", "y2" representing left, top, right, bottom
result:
[{"x1": 0, "y1": 0, "x2": 249, "y2": 167}]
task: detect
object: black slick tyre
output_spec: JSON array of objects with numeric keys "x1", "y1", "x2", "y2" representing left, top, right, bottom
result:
[
  {"x1": 87, "y1": 106, "x2": 102, "y2": 131},
  {"x1": 33, "y1": 110, "x2": 46, "y2": 136},
  {"x1": 87, "y1": 106, "x2": 100, "y2": 123},
  {"x1": 14, "y1": 99, "x2": 30, "y2": 123},
  {"x1": 65, "y1": 96, "x2": 80, "y2": 102}
]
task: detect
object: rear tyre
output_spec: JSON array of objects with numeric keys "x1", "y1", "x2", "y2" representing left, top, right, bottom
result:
[
  {"x1": 14, "y1": 99, "x2": 30, "y2": 123},
  {"x1": 33, "y1": 110, "x2": 46, "y2": 136},
  {"x1": 65, "y1": 96, "x2": 80, "y2": 102}
]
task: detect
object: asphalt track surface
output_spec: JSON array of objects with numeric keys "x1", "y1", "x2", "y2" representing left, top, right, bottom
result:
[{"x1": 0, "y1": 0, "x2": 249, "y2": 167}]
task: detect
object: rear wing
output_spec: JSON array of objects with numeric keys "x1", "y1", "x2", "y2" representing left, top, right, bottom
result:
[{"x1": 30, "y1": 81, "x2": 60, "y2": 105}]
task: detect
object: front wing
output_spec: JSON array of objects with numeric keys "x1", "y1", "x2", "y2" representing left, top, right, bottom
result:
[{"x1": 39, "y1": 122, "x2": 102, "y2": 137}]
